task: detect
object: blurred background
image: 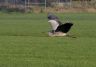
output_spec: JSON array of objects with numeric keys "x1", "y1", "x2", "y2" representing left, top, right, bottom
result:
[{"x1": 0, "y1": 0, "x2": 96, "y2": 13}]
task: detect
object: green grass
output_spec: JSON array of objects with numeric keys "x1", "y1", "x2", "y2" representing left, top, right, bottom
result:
[{"x1": 0, "y1": 13, "x2": 96, "y2": 67}]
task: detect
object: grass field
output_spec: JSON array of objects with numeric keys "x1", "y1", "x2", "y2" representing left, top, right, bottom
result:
[{"x1": 0, "y1": 12, "x2": 96, "y2": 67}]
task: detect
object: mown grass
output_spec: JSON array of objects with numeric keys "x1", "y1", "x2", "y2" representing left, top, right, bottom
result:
[{"x1": 0, "y1": 13, "x2": 96, "y2": 67}]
